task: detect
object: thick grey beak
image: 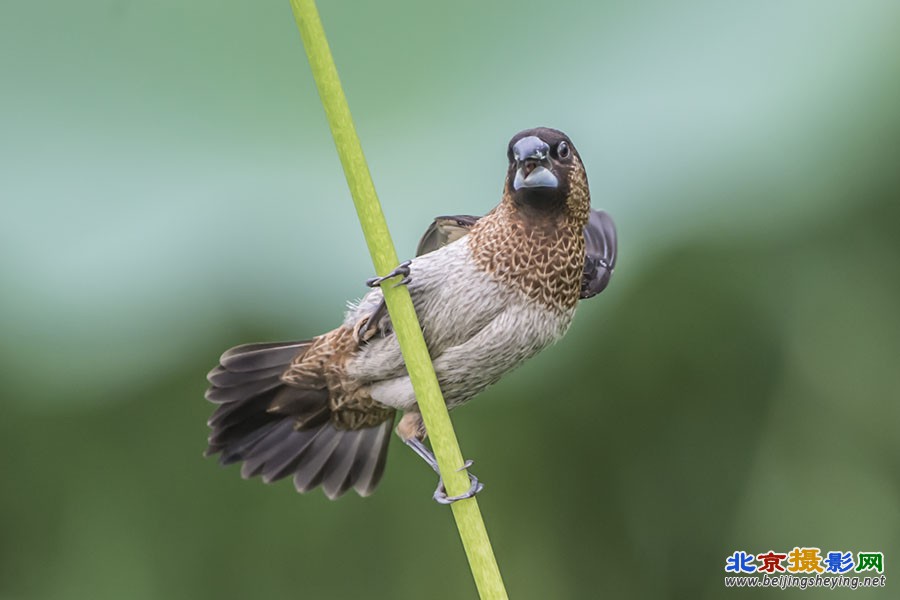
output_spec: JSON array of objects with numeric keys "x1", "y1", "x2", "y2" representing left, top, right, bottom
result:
[{"x1": 512, "y1": 136, "x2": 559, "y2": 191}]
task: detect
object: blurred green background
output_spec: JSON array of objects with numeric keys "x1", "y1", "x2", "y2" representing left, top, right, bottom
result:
[{"x1": 2, "y1": 1, "x2": 898, "y2": 598}]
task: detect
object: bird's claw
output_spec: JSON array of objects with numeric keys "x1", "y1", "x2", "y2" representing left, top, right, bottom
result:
[
  {"x1": 366, "y1": 260, "x2": 412, "y2": 288},
  {"x1": 432, "y1": 460, "x2": 484, "y2": 505}
]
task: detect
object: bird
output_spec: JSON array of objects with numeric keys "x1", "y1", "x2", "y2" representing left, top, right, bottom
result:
[{"x1": 204, "y1": 127, "x2": 617, "y2": 503}]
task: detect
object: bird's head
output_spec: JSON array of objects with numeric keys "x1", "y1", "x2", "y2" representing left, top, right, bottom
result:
[{"x1": 504, "y1": 127, "x2": 590, "y2": 222}]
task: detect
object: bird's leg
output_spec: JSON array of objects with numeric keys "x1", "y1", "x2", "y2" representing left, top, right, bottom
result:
[
  {"x1": 403, "y1": 437, "x2": 484, "y2": 505},
  {"x1": 366, "y1": 260, "x2": 412, "y2": 288}
]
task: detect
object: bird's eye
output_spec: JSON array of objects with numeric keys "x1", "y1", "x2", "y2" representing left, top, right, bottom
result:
[{"x1": 557, "y1": 141, "x2": 570, "y2": 159}]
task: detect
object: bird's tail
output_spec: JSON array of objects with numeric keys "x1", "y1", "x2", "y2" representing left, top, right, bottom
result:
[{"x1": 204, "y1": 340, "x2": 393, "y2": 499}]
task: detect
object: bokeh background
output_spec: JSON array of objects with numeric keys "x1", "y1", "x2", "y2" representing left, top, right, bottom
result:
[{"x1": 2, "y1": 1, "x2": 898, "y2": 598}]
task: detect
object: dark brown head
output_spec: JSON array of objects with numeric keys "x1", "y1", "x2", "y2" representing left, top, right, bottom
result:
[{"x1": 504, "y1": 127, "x2": 590, "y2": 223}]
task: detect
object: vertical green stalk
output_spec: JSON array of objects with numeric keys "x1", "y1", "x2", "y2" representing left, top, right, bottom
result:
[{"x1": 288, "y1": 1, "x2": 508, "y2": 598}]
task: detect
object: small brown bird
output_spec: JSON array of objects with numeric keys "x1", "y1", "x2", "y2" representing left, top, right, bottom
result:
[{"x1": 205, "y1": 128, "x2": 617, "y2": 502}]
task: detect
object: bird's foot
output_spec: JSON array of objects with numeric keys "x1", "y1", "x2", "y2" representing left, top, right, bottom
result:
[
  {"x1": 366, "y1": 260, "x2": 412, "y2": 288},
  {"x1": 433, "y1": 459, "x2": 484, "y2": 505},
  {"x1": 403, "y1": 438, "x2": 484, "y2": 505}
]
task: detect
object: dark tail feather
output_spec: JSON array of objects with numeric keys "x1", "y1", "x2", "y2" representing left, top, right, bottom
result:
[
  {"x1": 204, "y1": 340, "x2": 394, "y2": 499},
  {"x1": 348, "y1": 421, "x2": 393, "y2": 497},
  {"x1": 219, "y1": 341, "x2": 309, "y2": 372}
]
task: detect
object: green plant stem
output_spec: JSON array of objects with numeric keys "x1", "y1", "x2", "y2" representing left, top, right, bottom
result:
[{"x1": 288, "y1": 1, "x2": 508, "y2": 598}]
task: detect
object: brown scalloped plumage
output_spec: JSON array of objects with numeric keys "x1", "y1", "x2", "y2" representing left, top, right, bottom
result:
[{"x1": 469, "y1": 162, "x2": 590, "y2": 312}]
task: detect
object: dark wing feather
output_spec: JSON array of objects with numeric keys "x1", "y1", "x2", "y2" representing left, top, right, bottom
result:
[
  {"x1": 416, "y1": 215, "x2": 481, "y2": 256},
  {"x1": 581, "y1": 209, "x2": 617, "y2": 299}
]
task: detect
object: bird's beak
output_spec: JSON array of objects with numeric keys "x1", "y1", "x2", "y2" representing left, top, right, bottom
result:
[{"x1": 512, "y1": 136, "x2": 559, "y2": 191}]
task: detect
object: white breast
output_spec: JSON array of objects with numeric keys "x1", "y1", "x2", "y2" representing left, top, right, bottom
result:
[{"x1": 345, "y1": 237, "x2": 576, "y2": 410}]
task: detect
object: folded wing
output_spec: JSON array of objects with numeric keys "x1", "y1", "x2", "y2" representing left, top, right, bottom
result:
[{"x1": 580, "y1": 209, "x2": 617, "y2": 299}]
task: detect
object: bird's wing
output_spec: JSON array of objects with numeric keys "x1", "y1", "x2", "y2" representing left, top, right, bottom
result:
[
  {"x1": 580, "y1": 209, "x2": 617, "y2": 299},
  {"x1": 415, "y1": 215, "x2": 481, "y2": 256}
]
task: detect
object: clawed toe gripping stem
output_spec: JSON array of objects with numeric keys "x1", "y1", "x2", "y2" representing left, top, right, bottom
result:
[
  {"x1": 366, "y1": 260, "x2": 411, "y2": 288},
  {"x1": 433, "y1": 459, "x2": 485, "y2": 504},
  {"x1": 404, "y1": 438, "x2": 484, "y2": 505}
]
